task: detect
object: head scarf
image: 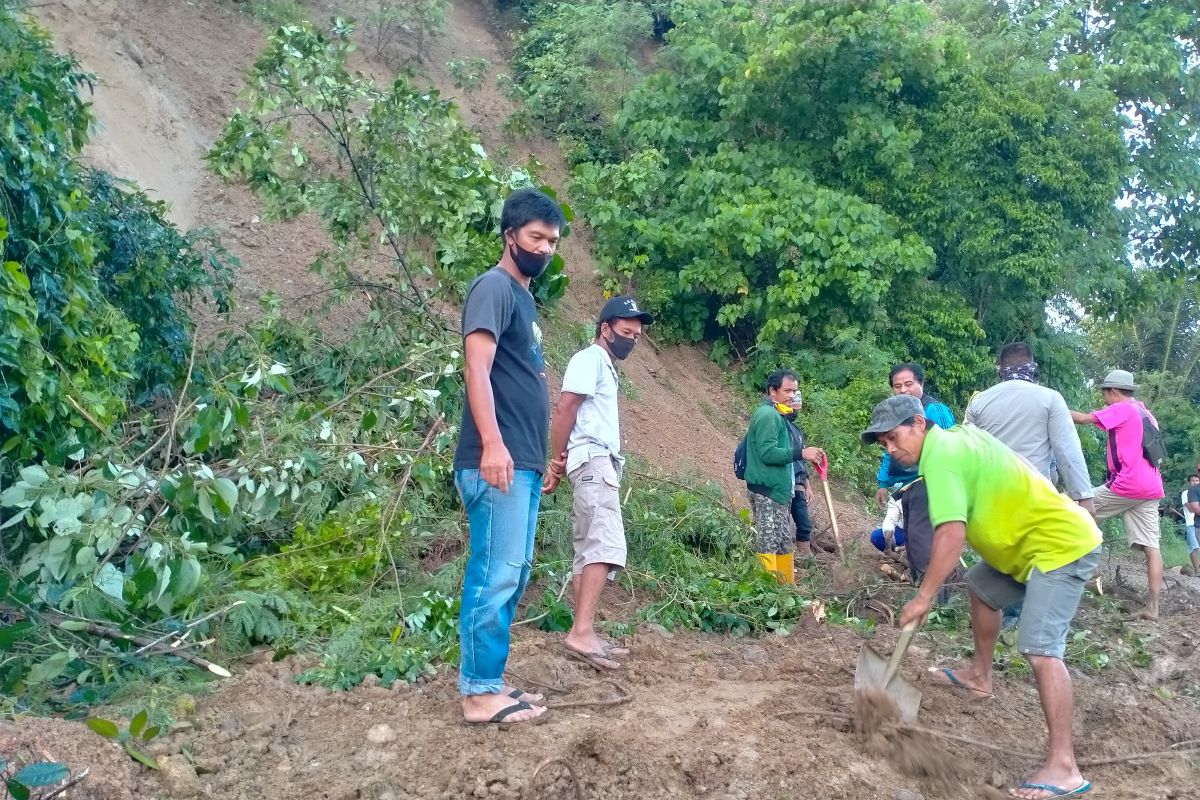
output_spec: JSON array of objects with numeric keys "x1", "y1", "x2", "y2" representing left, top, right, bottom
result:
[{"x1": 1000, "y1": 361, "x2": 1039, "y2": 383}]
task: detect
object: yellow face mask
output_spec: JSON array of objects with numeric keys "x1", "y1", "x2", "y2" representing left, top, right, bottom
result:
[{"x1": 774, "y1": 402, "x2": 794, "y2": 415}]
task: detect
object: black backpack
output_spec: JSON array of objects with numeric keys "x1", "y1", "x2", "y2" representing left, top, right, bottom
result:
[
  {"x1": 1136, "y1": 406, "x2": 1167, "y2": 470},
  {"x1": 733, "y1": 437, "x2": 748, "y2": 480},
  {"x1": 1108, "y1": 404, "x2": 1167, "y2": 474}
]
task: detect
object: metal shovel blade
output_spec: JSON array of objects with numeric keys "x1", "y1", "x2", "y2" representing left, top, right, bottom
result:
[{"x1": 854, "y1": 635, "x2": 922, "y2": 723}]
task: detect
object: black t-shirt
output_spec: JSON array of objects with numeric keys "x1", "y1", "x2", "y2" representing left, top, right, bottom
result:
[
  {"x1": 453, "y1": 267, "x2": 549, "y2": 473},
  {"x1": 786, "y1": 418, "x2": 808, "y2": 483},
  {"x1": 1188, "y1": 484, "x2": 1200, "y2": 512}
]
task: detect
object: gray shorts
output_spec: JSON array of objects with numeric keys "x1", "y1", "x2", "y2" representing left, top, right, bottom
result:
[
  {"x1": 966, "y1": 547, "x2": 1101, "y2": 659},
  {"x1": 568, "y1": 456, "x2": 627, "y2": 575}
]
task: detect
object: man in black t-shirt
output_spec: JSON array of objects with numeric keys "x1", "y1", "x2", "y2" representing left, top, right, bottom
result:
[{"x1": 453, "y1": 187, "x2": 564, "y2": 726}]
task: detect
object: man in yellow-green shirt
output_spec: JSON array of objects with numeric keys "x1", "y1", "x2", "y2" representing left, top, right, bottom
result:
[{"x1": 863, "y1": 395, "x2": 1101, "y2": 800}]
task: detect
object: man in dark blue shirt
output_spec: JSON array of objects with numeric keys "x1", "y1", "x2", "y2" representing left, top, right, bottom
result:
[{"x1": 454, "y1": 187, "x2": 564, "y2": 726}]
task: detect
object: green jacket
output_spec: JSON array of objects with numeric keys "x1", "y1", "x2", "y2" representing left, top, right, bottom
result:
[{"x1": 744, "y1": 400, "x2": 796, "y2": 505}]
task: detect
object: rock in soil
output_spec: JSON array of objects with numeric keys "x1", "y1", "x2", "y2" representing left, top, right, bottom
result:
[
  {"x1": 156, "y1": 754, "x2": 202, "y2": 798},
  {"x1": 741, "y1": 645, "x2": 768, "y2": 664},
  {"x1": 367, "y1": 724, "x2": 397, "y2": 745}
]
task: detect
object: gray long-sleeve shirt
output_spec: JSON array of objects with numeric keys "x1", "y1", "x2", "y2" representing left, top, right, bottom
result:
[{"x1": 963, "y1": 379, "x2": 1094, "y2": 500}]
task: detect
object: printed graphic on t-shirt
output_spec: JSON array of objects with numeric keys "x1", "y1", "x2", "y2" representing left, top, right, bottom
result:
[{"x1": 531, "y1": 320, "x2": 545, "y2": 374}]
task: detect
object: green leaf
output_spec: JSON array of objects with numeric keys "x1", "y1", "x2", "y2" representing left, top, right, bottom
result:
[
  {"x1": 94, "y1": 562, "x2": 125, "y2": 600},
  {"x1": 7, "y1": 778, "x2": 30, "y2": 800},
  {"x1": 129, "y1": 709, "x2": 147, "y2": 738},
  {"x1": 212, "y1": 478, "x2": 239, "y2": 516},
  {"x1": 197, "y1": 490, "x2": 215, "y2": 523},
  {"x1": 25, "y1": 650, "x2": 70, "y2": 686},
  {"x1": 12, "y1": 762, "x2": 68, "y2": 787},
  {"x1": 125, "y1": 745, "x2": 160, "y2": 770},
  {"x1": 142, "y1": 725, "x2": 161, "y2": 742},
  {"x1": 86, "y1": 717, "x2": 120, "y2": 739},
  {"x1": 18, "y1": 464, "x2": 49, "y2": 486}
]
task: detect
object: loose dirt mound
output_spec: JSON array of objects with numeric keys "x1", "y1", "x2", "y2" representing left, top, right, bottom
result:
[{"x1": 9, "y1": 615, "x2": 1197, "y2": 799}]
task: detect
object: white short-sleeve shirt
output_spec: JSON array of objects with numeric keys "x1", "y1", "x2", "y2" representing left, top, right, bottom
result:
[{"x1": 561, "y1": 343, "x2": 623, "y2": 475}]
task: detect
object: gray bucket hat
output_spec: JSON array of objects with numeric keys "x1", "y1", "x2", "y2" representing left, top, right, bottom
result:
[
  {"x1": 861, "y1": 395, "x2": 923, "y2": 445},
  {"x1": 1097, "y1": 369, "x2": 1137, "y2": 391}
]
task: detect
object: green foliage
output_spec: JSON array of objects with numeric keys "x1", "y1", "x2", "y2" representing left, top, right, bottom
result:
[
  {"x1": 237, "y1": 0, "x2": 307, "y2": 26},
  {"x1": 535, "y1": 461, "x2": 814, "y2": 636},
  {"x1": 510, "y1": 0, "x2": 654, "y2": 163},
  {"x1": 0, "y1": 8, "x2": 236, "y2": 467},
  {"x1": 788, "y1": 329, "x2": 896, "y2": 495},
  {"x1": 571, "y1": 0, "x2": 1125, "y2": 373},
  {"x1": 573, "y1": 145, "x2": 933, "y2": 353},
  {"x1": 85, "y1": 710, "x2": 161, "y2": 769},
  {"x1": 446, "y1": 57, "x2": 490, "y2": 92},
  {"x1": 358, "y1": 0, "x2": 451, "y2": 62},
  {"x1": 207, "y1": 19, "x2": 567, "y2": 309}
]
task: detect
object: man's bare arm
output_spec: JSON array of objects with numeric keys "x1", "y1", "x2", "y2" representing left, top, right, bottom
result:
[
  {"x1": 1070, "y1": 410, "x2": 1096, "y2": 425},
  {"x1": 464, "y1": 331, "x2": 512, "y2": 491},
  {"x1": 899, "y1": 521, "x2": 967, "y2": 627},
  {"x1": 543, "y1": 392, "x2": 585, "y2": 493}
]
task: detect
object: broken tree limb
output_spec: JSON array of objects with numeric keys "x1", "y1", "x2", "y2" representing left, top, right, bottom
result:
[{"x1": 7, "y1": 605, "x2": 234, "y2": 678}]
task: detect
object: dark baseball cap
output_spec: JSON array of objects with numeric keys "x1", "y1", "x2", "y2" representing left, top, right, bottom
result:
[
  {"x1": 861, "y1": 395, "x2": 923, "y2": 445},
  {"x1": 599, "y1": 295, "x2": 654, "y2": 325}
]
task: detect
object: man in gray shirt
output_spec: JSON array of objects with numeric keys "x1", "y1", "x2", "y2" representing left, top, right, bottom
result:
[{"x1": 964, "y1": 343, "x2": 1094, "y2": 514}]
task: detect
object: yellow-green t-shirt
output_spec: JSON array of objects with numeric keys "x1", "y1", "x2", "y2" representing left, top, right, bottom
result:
[{"x1": 919, "y1": 425, "x2": 1101, "y2": 582}]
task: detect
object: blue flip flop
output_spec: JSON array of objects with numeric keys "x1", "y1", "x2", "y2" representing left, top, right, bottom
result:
[
  {"x1": 928, "y1": 667, "x2": 994, "y2": 699},
  {"x1": 1009, "y1": 780, "x2": 1092, "y2": 798}
]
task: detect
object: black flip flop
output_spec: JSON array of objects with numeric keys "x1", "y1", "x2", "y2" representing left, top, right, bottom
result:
[{"x1": 464, "y1": 699, "x2": 550, "y2": 727}]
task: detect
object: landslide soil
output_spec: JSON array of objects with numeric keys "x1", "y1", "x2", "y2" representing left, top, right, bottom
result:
[{"x1": 13, "y1": 1, "x2": 1200, "y2": 799}]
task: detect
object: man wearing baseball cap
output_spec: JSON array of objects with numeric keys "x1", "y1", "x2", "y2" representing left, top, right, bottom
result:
[
  {"x1": 1070, "y1": 369, "x2": 1166, "y2": 620},
  {"x1": 542, "y1": 296, "x2": 653, "y2": 669},
  {"x1": 864, "y1": 395, "x2": 1101, "y2": 800}
]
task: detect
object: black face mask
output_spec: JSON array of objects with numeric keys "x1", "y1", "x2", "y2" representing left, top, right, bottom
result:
[
  {"x1": 507, "y1": 238, "x2": 553, "y2": 279},
  {"x1": 605, "y1": 330, "x2": 637, "y2": 360}
]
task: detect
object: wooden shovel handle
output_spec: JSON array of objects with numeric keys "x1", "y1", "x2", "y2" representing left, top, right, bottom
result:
[
  {"x1": 818, "y1": 478, "x2": 846, "y2": 565},
  {"x1": 882, "y1": 620, "x2": 920, "y2": 686}
]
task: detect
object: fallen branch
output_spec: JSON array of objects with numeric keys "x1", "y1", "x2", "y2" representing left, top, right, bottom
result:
[
  {"x1": 897, "y1": 724, "x2": 1041, "y2": 761},
  {"x1": 42, "y1": 766, "x2": 90, "y2": 800},
  {"x1": 98, "y1": 335, "x2": 200, "y2": 574},
  {"x1": 512, "y1": 569, "x2": 572, "y2": 628},
  {"x1": 1078, "y1": 747, "x2": 1200, "y2": 768},
  {"x1": 376, "y1": 416, "x2": 445, "y2": 602},
  {"x1": 526, "y1": 757, "x2": 584, "y2": 800},
  {"x1": 546, "y1": 680, "x2": 632, "y2": 711},
  {"x1": 18, "y1": 606, "x2": 234, "y2": 678},
  {"x1": 773, "y1": 708, "x2": 851, "y2": 722},
  {"x1": 777, "y1": 708, "x2": 1200, "y2": 768},
  {"x1": 134, "y1": 599, "x2": 245, "y2": 655}
]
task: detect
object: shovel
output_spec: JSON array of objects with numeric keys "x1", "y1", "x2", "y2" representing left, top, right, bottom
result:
[
  {"x1": 854, "y1": 619, "x2": 922, "y2": 722},
  {"x1": 812, "y1": 453, "x2": 846, "y2": 565}
]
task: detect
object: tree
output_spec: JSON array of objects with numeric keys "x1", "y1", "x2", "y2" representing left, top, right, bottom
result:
[
  {"x1": 0, "y1": 8, "x2": 232, "y2": 467},
  {"x1": 207, "y1": 19, "x2": 569, "y2": 312},
  {"x1": 571, "y1": 0, "x2": 1125, "y2": 401}
]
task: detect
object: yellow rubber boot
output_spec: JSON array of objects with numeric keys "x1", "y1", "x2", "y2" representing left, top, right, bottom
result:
[
  {"x1": 776, "y1": 553, "x2": 795, "y2": 584},
  {"x1": 757, "y1": 553, "x2": 776, "y2": 577}
]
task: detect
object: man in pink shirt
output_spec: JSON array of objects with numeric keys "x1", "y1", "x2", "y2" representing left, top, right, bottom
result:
[{"x1": 1071, "y1": 370, "x2": 1166, "y2": 620}]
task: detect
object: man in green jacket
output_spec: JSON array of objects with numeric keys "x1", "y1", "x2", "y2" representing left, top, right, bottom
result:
[{"x1": 745, "y1": 369, "x2": 824, "y2": 582}]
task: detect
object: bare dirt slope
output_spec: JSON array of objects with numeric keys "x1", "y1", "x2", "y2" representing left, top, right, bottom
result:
[{"x1": 17, "y1": 2, "x2": 1200, "y2": 799}]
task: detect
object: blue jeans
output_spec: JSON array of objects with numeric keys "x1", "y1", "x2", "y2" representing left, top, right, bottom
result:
[
  {"x1": 456, "y1": 468, "x2": 540, "y2": 696},
  {"x1": 870, "y1": 526, "x2": 907, "y2": 551}
]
